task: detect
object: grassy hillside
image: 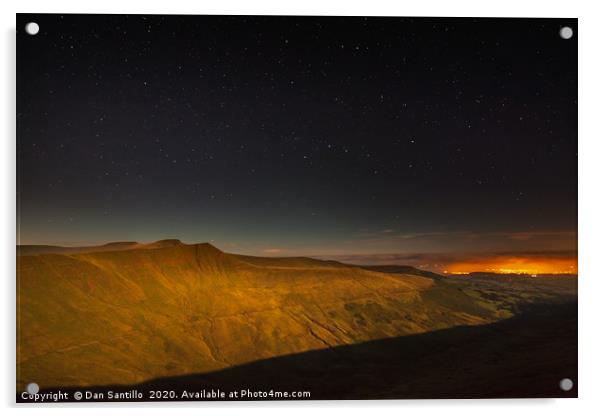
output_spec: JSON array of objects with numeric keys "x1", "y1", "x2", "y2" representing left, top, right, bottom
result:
[
  {"x1": 16, "y1": 242, "x2": 576, "y2": 393},
  {"x1": 41, "y1": 302, "x2": 577, "y2": 400}
]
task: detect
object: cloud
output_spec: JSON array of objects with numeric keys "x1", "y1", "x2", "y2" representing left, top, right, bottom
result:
[
  {"x1": 316, "y1": 250, "x2": 577, "y2": 273},
  {"x1": 341, "y1": 228, "x2": 576, "y2": 254},
  {"x1": 503, "y1": 231, "x2": 576, "y2": 241},
  {"x1": 264, "y1": 248, "x2": 285, "y2": 254}
]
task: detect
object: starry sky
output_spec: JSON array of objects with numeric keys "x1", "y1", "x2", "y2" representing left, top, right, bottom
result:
[{"x1": 17, "y1": 14, "x2": 577, "y2": 272}]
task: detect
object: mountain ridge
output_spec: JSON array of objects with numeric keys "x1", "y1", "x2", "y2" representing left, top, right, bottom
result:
[
  {"x1": 17, "y1": 239, "x2": 186, "y2": 256},
  {"x1": 16, "y1": 241, "x2": 577, "y2": 392}
]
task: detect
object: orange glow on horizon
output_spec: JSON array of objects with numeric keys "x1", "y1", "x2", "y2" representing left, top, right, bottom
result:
[{"x1": 443, "y1": 256, "x2": 577, "y2": 275}]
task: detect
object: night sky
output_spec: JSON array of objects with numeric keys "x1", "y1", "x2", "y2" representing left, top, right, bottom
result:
[{"x1": 17, "y1": 14, "x2": 577, "y2": 272}]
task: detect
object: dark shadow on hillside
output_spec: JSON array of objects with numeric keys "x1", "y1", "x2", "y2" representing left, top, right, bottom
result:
[{"x1": 22, "y1": 301, "x2": 577, "y2": 402}]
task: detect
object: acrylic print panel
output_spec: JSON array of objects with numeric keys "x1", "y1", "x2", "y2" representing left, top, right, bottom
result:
[{"x1": 16, "y1": 14, "x2": 577, "y2": 402}]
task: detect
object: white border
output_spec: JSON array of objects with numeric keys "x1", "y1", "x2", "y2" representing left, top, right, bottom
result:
[{"x1": 3, "y1": 1, "x2": 602, "y2": 415}]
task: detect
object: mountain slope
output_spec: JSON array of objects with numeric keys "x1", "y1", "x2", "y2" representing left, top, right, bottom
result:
[
  {"x1": 16, "y1": 242, "x2": 574, "y2": 392},
  {"x1": 16, "y1": 239, "x2": 183, "y2": 256},
  {"x1": 31, "y1": 302, "x2": 577, "y2": 400}
]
